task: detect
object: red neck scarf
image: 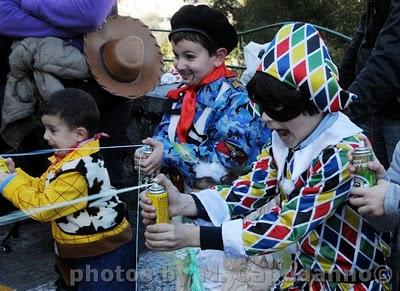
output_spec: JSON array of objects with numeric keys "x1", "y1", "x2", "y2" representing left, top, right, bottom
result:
[{"x1": 167, "y1": 64, "x2": 236, "y2": 143}]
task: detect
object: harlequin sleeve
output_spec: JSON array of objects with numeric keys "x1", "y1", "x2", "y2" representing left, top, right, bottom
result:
[
  {"x1": 192, "y1": 142, "x2": 278, "y2": 249},
  {"x1": 154, "y1": 89, "x2": 269, "y2": 187},
  {"x1": 197, "y1": 145, "x2": 354, "y2": 258},
  {"x1": 2, "y1": 170, "x2": 88, "y2": 222}
]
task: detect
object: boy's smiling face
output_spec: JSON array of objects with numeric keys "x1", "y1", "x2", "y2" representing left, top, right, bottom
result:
[
  {"x1": 41, "y1": 114, "x2": 85, "y2": 155},
  {"x1": 171, "y1": 39, "x2": 222, "y2": 86},
  {"x1": 262, "y1": 111, "x2": 324, "y2": 149}
]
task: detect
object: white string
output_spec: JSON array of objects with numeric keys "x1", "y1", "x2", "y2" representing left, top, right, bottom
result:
[
  {"x1": 0, "y1": 183, "x2": 151, "y2": 226},
  {"x1": 1, "y1": 144, "x2": 145, "y2": 158},
  {"x1": 0, "y1": 142, "x2": 149, "y2": 289},
  {"x1": 136, "y1": 147, "x2": 147, "y2": 291}
]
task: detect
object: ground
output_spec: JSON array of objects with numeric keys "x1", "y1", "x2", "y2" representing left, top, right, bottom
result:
[
  {"x1": 0, "y1": 222, "x2": 54, "y2": 290},
  {"x1": 0, "y1": 92, "x2": 174, "y2": 290},
  {"x1": 0, "y1": 214, "x2": 175, "y2": 290},
  {"x1": 0, "y1": 203, "x2": 289, "y2": 291}
]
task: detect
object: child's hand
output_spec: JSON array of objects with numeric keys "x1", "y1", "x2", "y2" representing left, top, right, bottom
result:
[
  {"x1": 4, "y1": 158, "x2": 15, "y2": 173},
  {"x1": 152, "y1": 174, "x2": 182, "y2": 217},
  {"x1": 139, "y1": 174, "x2": 182, "y2": 225},
  {"x1": 348, "y1": 134, "x2": 386, "y2": 179},
  {"x1": 144, "y1": 222, "x2": 199, "y2": 251},
  {"x1": 348, "y1": 157, "x2": 386, "y2": 180},
  {"x1": 134, "y1": 144, "x2": 150, "y2": 168},
  {"x1": 139, "y1": 190, "x2": 156, "y2": 225},
  {"x1": 349, "y1": 179, "x2": 389, "y2": 216},
  {"x1": 134, "y1": 138, "x2": 163, "y2": 176}
]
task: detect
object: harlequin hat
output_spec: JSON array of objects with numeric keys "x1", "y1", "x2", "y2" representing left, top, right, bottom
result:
[
  {"x1": 84, "y1": 16, "x2": 163, "y2": 99},
  {"x1": 257, "y1": 22, "x2": 357, "y2": 112},
  {"x1": 169, "y1": 5, "x2": 238, "y2": 54}
]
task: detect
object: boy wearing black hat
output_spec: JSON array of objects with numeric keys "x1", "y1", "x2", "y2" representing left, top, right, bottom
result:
[
  {"x1": 135, "y1": 4, "x2": 267, "y2": 189},
  {"x1": 134, "y1": 4, "x2": 269, "y2": 290}
]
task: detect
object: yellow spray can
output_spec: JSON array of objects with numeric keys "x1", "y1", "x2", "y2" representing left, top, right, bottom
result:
[{"x1": 147, "y1": 183, "x2": 169, "y2": 224}]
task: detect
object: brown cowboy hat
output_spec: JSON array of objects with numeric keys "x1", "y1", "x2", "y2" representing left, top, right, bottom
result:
[{"x1": 84, "y1": 15, "x2": 163, "y2": 99}]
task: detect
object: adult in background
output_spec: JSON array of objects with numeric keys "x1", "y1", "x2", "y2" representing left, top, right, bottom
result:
[
  {"x1": 0, "y1": 36, "x2": 14, "y2": 218},
  {"x1": 339, "y1": 1, "x2": 400, "y2": 288},
  {"x1": 0, "y1": 36, "x2": 11, "y2": 93},
  {"x1": 0, "y1": 1, "x2": 163, "y2": 194},
  {"x1": 0, "y1": 1, "x2": 117, "y2": 169},
  {"x1": 339, "y1": 0, "x2": 400, "y2": 169}
]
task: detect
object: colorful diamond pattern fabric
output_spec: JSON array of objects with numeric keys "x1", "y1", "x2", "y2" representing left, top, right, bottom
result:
[
  {"x1": 257, "y1": 22, "x2": 357, "y2": 113},
  {"x1": 214, "y1": 136, "x2": 391, "y2": 290}
]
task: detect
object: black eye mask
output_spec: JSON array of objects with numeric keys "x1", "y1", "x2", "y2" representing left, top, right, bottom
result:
[
  {"x1": 256, "y1": 95, "x2": 308, "y2": 122},
  {"x1": 263, "y1": 104, "x2": 305, "y2": 122}
]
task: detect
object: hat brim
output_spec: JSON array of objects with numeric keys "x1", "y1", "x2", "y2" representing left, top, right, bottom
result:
[{"x1": 84, "y1": 16, "x2": 163, "y2": 99}]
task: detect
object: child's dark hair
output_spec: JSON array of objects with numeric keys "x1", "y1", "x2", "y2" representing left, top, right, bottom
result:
[
  {"x1": 247, "y1": 72, "x2": 320, "y2": 118},
  {"x1": 170, "y1": 31, "x2": 219, "y2": 56},
  {"x1": 40, "y1": 88, "x2": 100, "y2": 137}
]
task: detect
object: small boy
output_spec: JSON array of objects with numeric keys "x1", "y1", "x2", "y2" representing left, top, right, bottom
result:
[
  {"x1": 141, "y1": 23, "x2": 392, "y2": 290},
  {"x1": 0, "y1": 88, "x2": 134, "y2": 290},
  {"x1": 134, "y1": 4, "x2": 268, "y2": 191}
]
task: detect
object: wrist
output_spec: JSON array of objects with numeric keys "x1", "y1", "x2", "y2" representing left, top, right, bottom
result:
[
  {"x1": 381, "y1": 172, "x2": 390, "y2": 181},
  {"x1": 0, "y1": 173, "x2": 15, "y2": 193},
  {"x1": 170, "y1": 193, "x2": 198, "y2": 217},
  {"x1": 169, "y1": 198, "x2": 179, "y2": 217},
  {"x1": 183, "y1": 224, "x2": 200, "y2": 248}
]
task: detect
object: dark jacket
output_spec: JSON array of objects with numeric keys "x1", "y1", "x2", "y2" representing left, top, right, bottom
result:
[
  {"x1": 0, "y1": 36, "x2": 11, "y2": 86},
  {"x1": 339, "y1": 0, "x2": 400, "y2": 120}
]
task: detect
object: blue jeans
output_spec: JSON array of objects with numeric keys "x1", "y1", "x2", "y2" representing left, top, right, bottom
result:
[
  {"x1": 356, "y1": 116, "x2": 400, "y2": 289},
  {"x1": 67, "y1": 241, "x2": 136, "y2": 291}
]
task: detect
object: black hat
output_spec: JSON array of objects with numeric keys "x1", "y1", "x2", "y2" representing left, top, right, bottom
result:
[{"x1": 169, "y1": 5, "x2": 238, "y2": 54}]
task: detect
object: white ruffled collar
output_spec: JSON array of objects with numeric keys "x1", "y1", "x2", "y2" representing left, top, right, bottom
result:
[{"x1": 272, "y1": 112, "x2": 361, "y2": 182}]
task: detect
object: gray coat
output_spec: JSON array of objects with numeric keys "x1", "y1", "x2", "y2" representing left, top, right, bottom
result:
[
  {"x1": 368, "y1": 141, "x2": 400, "y2": 232},
  {"x1": 2, "y1": 37, "x2": 89, "y2": 149}
]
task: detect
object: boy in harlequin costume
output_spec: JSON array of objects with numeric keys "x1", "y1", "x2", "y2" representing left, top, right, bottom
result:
[
  {"x1": 140, "y1": 23, "x2": 392, "y2": 290},
  {"x1": 134, "y1": 4, "x2": 269, "y2": 191},
  {"x1": 0, "y1": 88, "x2": 134, "y2": 290}
]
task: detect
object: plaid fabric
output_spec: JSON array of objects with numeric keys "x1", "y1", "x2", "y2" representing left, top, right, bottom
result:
[
  {"x1": 258, "y1": 22, "x2": 357, "y2": 113},
  {"x1": 215, "y1": 135, "x2": 391, "y2": 290}
]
